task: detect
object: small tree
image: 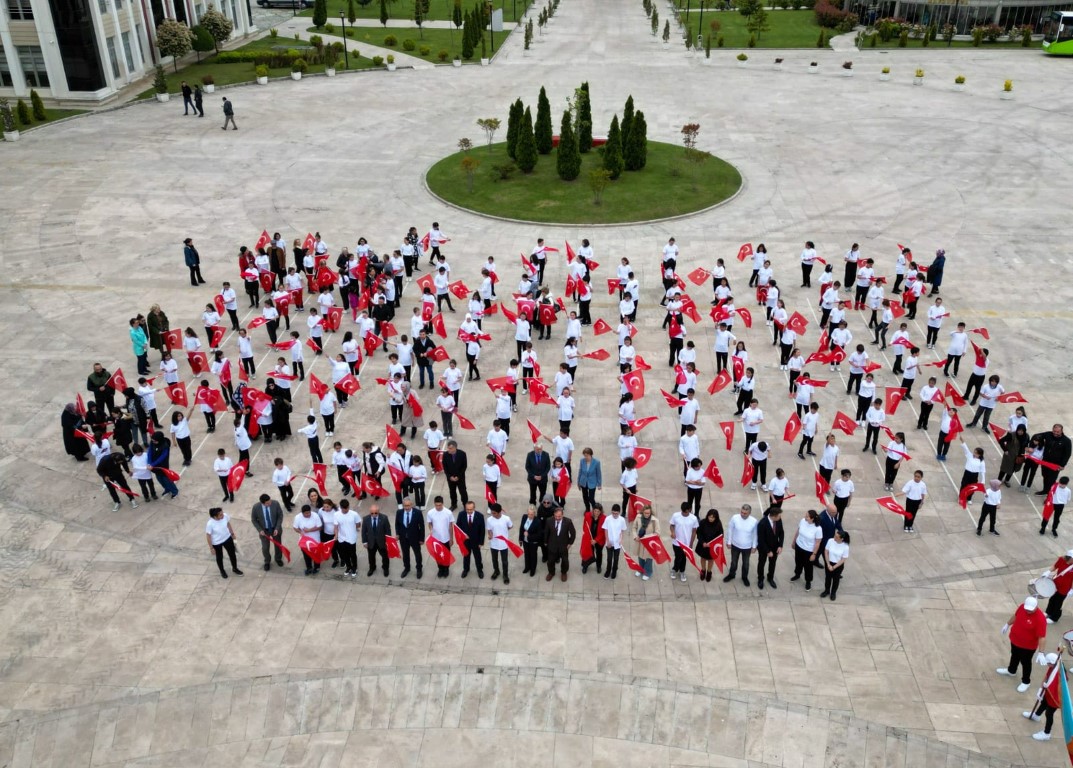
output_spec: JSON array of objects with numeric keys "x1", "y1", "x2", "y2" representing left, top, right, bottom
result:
[
  {"x1": 662, "y1": 19, "x2": 670, "y2": 42},
  {"x1": 200, "y1": 6, "x2": 233, "y2": 49},
  {"x1": 476, "y1": 117, "x2": 501, "y2": 151},
  {"x1": 414, "y1": 0, "x2": 423, "y2": 37},
  {"x1": 534, "y1": 85, "x2": 553, "y2": 155},
  {"x1": 516, "y1": 107, "x2": 538, "y2": 173},
  {"x1": 681, "y1": 122, "x2": 710, "y2": 191},
  {"x1": 458, "y1": 137, "x2": 473, "y2": 153},
  {"x1": 461, "y1": 11, "x2": 475, "y2": 58},
  {"x1": 505, "y1": 99, "x2": 523, "y2": 159},
  {"x1": 30, "y1": 89, "x2": 46, "y2": 121},
  {"x1": 156, "y1": 19, "x2": 194, "y2": 72},
  {"x1": 453, "y1": 0, "x2": 462, "y2": 28},
  {"x1": 461, "y1": 155, "x2": 480, "y2": 192},
  {"x1": 651, "y1": 8, "x2": 658, "y2": 35},
  {"x1": 625, "y1": 109, "x2": 647, "y2": 171},
  {"x1": 347, "y1": 0, "x2": 356, "y2": 23},
  {"x1": 737, "y1": 0, "x2": 761, "y2": 15},
  {"x1": 152, "y1": 64, "x2": 168, "y2": 93},
  {"x1": 191, "y1": 25, "x2": 214, "y2": 61},
  {"x1": 0, "y1": 98, "x2": 16, "y2": 132},
  {"x1": 16, "y1": 99, "x2": 31, "y2": 126},
  {"x1": 576, "y1": 82, "x2": 592, "y2": 153},
  {"x1": 589, "y1": 169, "x2": 611, "y2": 205},
  {"x1": 621, "y1": 94, "x2": 635, "y2": 154},
  {"x1": 603, "y1": 114, "x2": 624, "y2": 180},
  {"x1": 745, "y1": 5, "x2": 769, "y2": 41},
  {"x1": 524, "y1": 19, "x2": 532, "y2": 48},
  {"x1": 556, "y1": 109, "x2": 581, "y2": 181},
  {"x1": 379, "y1": 0, "x2": 388, "y2": 26}
]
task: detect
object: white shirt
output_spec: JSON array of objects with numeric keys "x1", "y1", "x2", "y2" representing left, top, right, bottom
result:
[
  {"x1": 160, "y1": 357, "x2": 180, "y2": 383},
  {"x1": 333, "y1": 510, "x2": 360, "y2": 543},
  {"x1": 742, "y1": 407, "x2": 763, "y2": 434},
  {"x1": 795, "y1": 519, "x2": 823, "y2": 551},
  {"x1": 482, "y1": 463, "x2": 501, "y2": 483},
  {"x1": 948, "y1": 331, "x2": 968, "y2": 356},
  {"x1": 551, "y1": 435, "x2": 574, "y2": 463},
  {"x1": 234, "y1": 425, "x2": 251, "y2": 451},
  {"x1": 427, "y1": 506, "x2": 453, "y2": 542},
  {"x1": 832, "y1": 478, "x2": 855, "y2": 499},
  {"x1": 487, "y1": 429, "x2": 508, "y2": 455},
  {"x1": 602, "y1": 515, "x2": 629, "y2": 549},
  {"x1": 678, "y1": 434, "x2": 700, "y2": 462},
  {"x1": 902, "y1": 479, "x2": 927, "y2": 501},
  {"x1": 768, "y1": 476, "x2": 789, "y2": 497},
  {"x1": 978, "y1": 383, "x2": 1004, "y2": 409},
  {"x1": 669, "y1": 511, "x2": 699, "y2": 547},
  {"x1": 802, "y1": 411, "x2": 819, "y2": 438},
  {"x1": 679, "y1": 398, "x2": 700, "y2": 426},
  {"x1": 273, "y1": 465, "x2": 293, "y2": 487},
  {"x1": 819, "y1": 444, "x2": 839, "y2": 470},
  {"x1": 221, "y1": 288, "x2": 238, "y2": 310},
  {"x1": 487, "y1": 515, "x2": 513, "y2": 549},
  {"x1": 131, "y1": 453, "x2": 152, "y2": 480},
  {"x1": 557, "y1": 396, "x2": 575, "y2": 421},
  {"x1": 620, "y1": 468, "x2": 638, "y2": 488},
  {"x1": 424, "y1": 428, "x2": 445, "y2": 450},
  {"x1": 727, "y1": 514, "x2": 759, "y2": 550},
  {"x1": 443, "y1": 367, "x2": 463, "y2": 391},
  {"x1": 205, "y1": 515, "x2": 232, "y2": 546},
  {"x1": 319, "y1": 507, "x2": 337, "y2": 535},
  {"x1": 170, "y1": 418, "x2": 190, "y2": 440},
  {"x1": 618, "y1": 434, "x2": 637, "y2": 460},
  {"x1": 824, "y1": 539, "x2": 849, "y2": 565},
  {"x1": 293, "y1": 512, "x2": 322, "y2": 535},
  {"x1": 865, "y1": 407, "x2": 886, "y2": 428}
]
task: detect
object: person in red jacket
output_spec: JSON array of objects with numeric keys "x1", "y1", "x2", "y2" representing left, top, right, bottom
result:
[
  {"x1": 1044, "y1": 550, "x2": 1073, "y2": 624},
  {"x1": 1022, "y1": 652, "x2": 1067, "y2": 741},
  {"x1": 579, "y1": 503, "x2": 607, "y2": 575},
  {"x1": 998, "y1": 596, "x2": 1048, "y2": 692}
]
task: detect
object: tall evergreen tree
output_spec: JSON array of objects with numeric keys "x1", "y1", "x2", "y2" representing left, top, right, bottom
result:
[
  {"x1": 452, "y1": 0, "x2": 462, "y2": 27},
  {"x1": 461, "y1": 11, "x2": 475, "y2": 58},
  {"x1": 624, "y1": 109, "x2": 648, "y2": 171},
  {"x1": 534, "y1": 86, "x2": 553, "y2": 155},
  {"x1": 620, "y1": 95, "x2": 635, "y2": 156},
  {"x1": 603, "y1": 114, "x2": 624, "y2": 180},
  {"x1": 379, "y1": 0, "x2": 388, "y2": 26},
  {"x1": 506, "y1": 98, "x2": 523, "y2": 160},
  {"x1": 556, "y1": 109, "x2": 580, "y2": 181},
  {"x1": 516, "y1": 107, "x2": 538, "y2": 173},
  {"x1": 577, "y1": 81, "x2": 592, "y2": 153}
]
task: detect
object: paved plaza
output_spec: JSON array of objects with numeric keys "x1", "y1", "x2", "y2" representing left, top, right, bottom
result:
[{"x1": 2, "y1": 0, "x2": 1073, "y2": 765}]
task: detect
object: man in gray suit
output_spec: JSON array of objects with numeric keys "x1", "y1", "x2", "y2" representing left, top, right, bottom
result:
[
  {"x1": 544, "y1": 506, "x2": 577, "y2": 582},
  {"x1": 251, "y1": 493, "x2": 285, "y2": 571},
  {"x1": 361, "y1": 503, "x2": 392, "y2": 577}
]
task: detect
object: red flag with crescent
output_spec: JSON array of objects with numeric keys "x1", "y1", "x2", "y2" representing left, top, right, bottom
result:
[
  {"x1": 227, "y1": 460, "x2": 248, "y2": 494},
  {"x1": 687, "y1": 267, "x2": 710, "y2": 286},
  {"x1": 426, "y1": 537, "x2": 455, "y2": 566},
  {"x1": 627, "y1": 493, "x2": 652, "y2": 522},
  {"x1": 719, "y1": 421, "x2": 735, "y2": 451},
  {"x1": 360, "y1": 474, "x2": 390, "y2": 498},
  {"x1": 707, "y1": 369, "x2": 732, "y2": 395},
  {"x1": 678, "y1": 542, "x2": 702, "y2": 573},
  {"x1": 384, "y1": 535, "x2": 403, "y2": 560},
  {"x1": 709, "y1": 535, "x2": 727, "y2": 573},
  {"x1": 784, "y1": 412, "x2": 802, "y2": 444},
  {"x1": 958, "y1": 482, "x2": 984, "y2": 509},
  {"x1": 704, "y1": 459, "x2": 724, "y2": 488},
  {"x1": 299, "y1": 536, "x2": 336, "y2": 564},
  {"x1": 633, "y1": 447, "x2": 653, "y2": 469},
  {"x1": 736, "y1": 243, "x2": 753, "y2": 262},
  {"x1": 639, "y1": 534, "x2": 671, "y2": 564},
  {"x1": 832, "y1": 411, "x2": 858, "y2": 436},
  {"x1": 162, "y1": 328, "x2": 183, "y2": 350},
  {"x1": 623, "y1": 551, "x2": 646, "y2": 574},
  {"x1": 432, "y1": 314, "x2": 447, "y2": 337},
  {"x1": 814, "y1": 471, "x2": 830, "y2": 503},
  {"x1": 106, "y1": 368, "x2": 128, "y2": 392},
  {"x1": 627, "y1": 416, "x2": 658, "y2": 435},
  {"x1": 885, "y1": 387, "x2": 907, "y2": 415}
]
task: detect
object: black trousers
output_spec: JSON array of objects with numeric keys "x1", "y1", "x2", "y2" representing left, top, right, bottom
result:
[
  {"x1": 399, "y1": 536, "x2": 423, "y2": 571},
  {"x1": 447, "y1": 477, "x2": 468, "y2": 508},
  {"x1": 1007, "y1": 643, "x2": 1036, "y2": 684},
  {"x1": 976, "y1": 503, "x2": 997, "y2": 533},
  {"x1": 528, "y1": 478, "x2": 548, "y2": 504},
  {"x1": 757, "y1": 551, "x2": 778, "y2": 582},
  {"x1": 1046, "y1": 592, "x2": 1067, "y2": 623},
  {"x1": 884, "y1": 457, "x2": 900, "y2": 486},
  {"x1": 188, "y1": 264, "x2": 204, "y2": 285},
  {"x1": 823, "y1": 565, "x2": 843, "y2": 597},
  {"x1": 259, "y1": 533, "x2": 285, "y2": 566},
  {"x1": 904, "y1": 498, "x2": 921, "y2": 530},
  {"x1": 917, "y1": 401, "x2": 933, "y2": 429},
  {"x1": 793, "y1": 544, "x2": 815, "y2": 586},
  {"x1": 1043, "y1": 504, "x2": 1065, "y2": 534},
  {"x1": 462, "y1": 544, "x2": 484, "y2": 575},
  {"x1": 491, "y1": 548, "x2": 509, "y2": 577},
  {"x1": 603, "y1": 547, "x2": 620, "y2": 577},
  {"x1": 801, "y1": 263, "x2": 813, "y2": 286},
  {"x1": 798, "y1": 434, "x2": 815, "y2": 456},
  {"x1": 727, "y1": 546, "x2": 751, "y2": 580},
  {"x1": 523, "y1": 540, "x2": 539, "y2": 574},
  {"x1": 278, "y1": 483, "x2": 294, "y2": 510},
  {"x1": 547, "y1": 548, "x2": 570, "y2": 575},
  {"x1": 213, "y1": 537, "x2": 239, "y2": 575},
  {"x1": 580, "y1": 485, "x2": 597, "y2": 511},
  {"x1": 583, "y1": 541, "x2": 603, "y2": 573},
  {"x1": 337, "y1": 540, "x2": 358, "y2": 572},
  {"x1": 366, "y1": 544, "x2": 389, "y2": 574}
]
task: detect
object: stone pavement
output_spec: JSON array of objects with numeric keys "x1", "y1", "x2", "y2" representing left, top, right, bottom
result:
[{"x1": 1, "y1": 0, "x2": 1072, "y2": 764}]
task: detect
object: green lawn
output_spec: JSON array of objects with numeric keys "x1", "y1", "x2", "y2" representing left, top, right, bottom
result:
[
  {"x1": 3, "y1": 106, "x2": 88, "y2": 137},
  {"x1": 299, "y1": 0, "x2": 532, "y2": 24},
  {"x1": 674, "y1": 8, "x2": 828, "y2": 48},
  {"x1": 426, "y1": 141, "x2": 742, "y2": 225},
  {"x1": 309, "y1": 23, "x2": 504, "y2": 60}
]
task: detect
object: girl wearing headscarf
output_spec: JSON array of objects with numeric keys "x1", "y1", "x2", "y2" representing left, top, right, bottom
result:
[{"x1": 61, "y1": 403, "x2": 90, "y2": 461}]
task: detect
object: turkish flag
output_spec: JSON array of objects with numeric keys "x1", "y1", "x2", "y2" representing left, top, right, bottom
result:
[
  {"x1": 526, "y1": 419, "x2": 542, "y2": 444},
  {"x1": 1043, "y1": 483, "x2": 1058, "y2": 521},
  {"x1": 165, "y1": 382, "x2": 188, "y2": 407},
  {"x1": 383, "y1": 424, "x2": 402, "y2": 451},
  {"x1": 875, "y1": 496, "x2": 910, "y2": 518},
  {"x1": 449, "y1": 280, "x2": 470, "y2": 300},
  {"x1": 565, "y1": 241, "x2": 576, "y2": 262},
  {"x1": 679, "y1": 543, "x2": 702, "y2": 573},
  {"x1": 538, "y1": 304, "x2": 557, "y2": 326},
  {"x1": 384, "y1": 535, "x2": 403, "y2": 560},
  {"x1": 495, "y1": 535, "x2": 524, "y2": 558},
  {"x1": 486, "y1": 376, "x2": 516, "y2": 394},
  {"x1": 889, "y1": 301, "x2": 906, "y2": 319},
  {"x1": 736, "y1": 308, "x2": 753, "y2": 329},
  {"x1": 593, "y1": 318, "x2": 612, "y2": 336},
  {"x1": 415, "y1": 273, "x2": 435, "y2": 293},
  {"x1": 709, "y1": 535, "x2": 727, "y2": 573},
  {"x1": 944, "y1": 410, "x2": 964, "y2": 442},
  {"x1": 520, "y1": 253, "x2": 537, "y2": 275},
  {"x1": 627, "y1": 416, "x2": 658, "y2": 435},
  {"x1": 736, "y1": 243, "x2": 753, "y2": 263},
  {"x1": 928, "y1": 387, "x2": 945, "y2": 404},
  {"x1": 707, "y1": 369, "x2": 732, "y2": 395},
  {"x1": 704, "y1": 459, "x2": 724, "y2": 488},
  {"x1": 308, "y1": 373, "x2": 329, "y2": 399},
  {"x1": 528, "y1": 380, "x2": 557, "y2": 407},
  {"x1": 970, "y1": 327, "x2": 990, "y2": 340},
  {"x1": 622, "y1": 551, "x2": 646, "y2": 574},
  {"x1": 429, "y1": 450, "x2": 444, "y2": 473},
  {"x1": 227, "y1": 460, "x2": 248, "y2": 494},
  {"x1": 989, "y1": 424, "x2": 1008, "y2": 441},
  {"x1": 719, "y1": 421, "x2": 735, "y2": 451},
  {"x1": 660, "y1": 389, "x2": 686, "y2": 408},
  {"x1": 639, "y1": 534, "x2": 671, "y2": 564},
  {"x1": 213, "y1": 293, "x2": 226, "y2": 316},
  {"x1": 310, "y1": 463, "x2": 328, "y2": 495},
  {"x1": 106, "y1": 479, "x2": 138, "y2": 498},
  {"x1": 304, "y1": 337, "x2": 321, "y2": 356},
  {"x1": 208, "y1": 326, "x2": 227, "y2": 349},
  {"x1": 106, "y1": 368, "x2": 127, "y2": 392},
  {"x1": 732, "y1": 356, "x2": 744, "y2": 383},
  {"x1": 75, "y1": 393, "x2": 87, "y2": 417},
  {"x1": 363, "y1": 335, "x2": 383, "y2": 357},
  {"x1": 425, "y1": 537, "x2": 456, "y2": 567},
  {"x1": 425, "y1": 313, "x2": 445, "y2": 339},
  {"x1": 484, "y1": 301, "x2": 498, "y2": 313},
  {"x1": 455, "y1": 413, "x2": 475, "y2": 430},
  {"x1": 785, "y1": 311, "x2": 808, "y2": 335},
  {"x1": 755, "y1": 286, "x2": 768, "y2": 305},
  {"x1": 633, "y1": 447, "x2": 653, "y2": 469},
  {"x1": 606, "y1": 278, "x2": 619, "y2": 296},
  {"x1": 553, "y1": 469, "x2": 571, "y2": 498},
  {"x1": 74, "y1": 428, "x2": 96, "y2": 441},
  {"x1": 687, "y1": 267, "x2": 710, "y2": 286},
  {"x1": 299, "y1": 536, "x2": 336, "y2": 564},
  {"x1": 188, "y1": 351, "x2": 209, "y2": 376},
  {"x1": 253, "y1": 229, "x2": 271, "y2": 251},
  {"x1": 805, "y1": 350, "x2": 832, "y2": 366},
  {"x1": 996, "y1": 391, "x2": 1027, "y2": 404},
  {"x1": 407, "y1": 392, "x2": 423, "y2": 418},
  {"x1": 582, "y1": 349, "x2": 611, "y2": 361},
  {"x1": 784, "y1": 412, "x2": 802, "y2": 444},
  {"x1": 863, "y1": 361, "x2": 883, "y2": 374},
  {"x1": 814, "y1": 471, "x2": 830, "y2": 503},
  {"x1": 1027, "y1": 455, "x2": 1063, "y2": 471},
  {"x1": 680, "y1": 298, "x2": 702, "y2": 324},
  {"x1": 162, "y1": 328, "x2": 183, "y2": 350},
  {"x1": 336, "y1": 374, "x2": 361, "y2": 396},
  {"x1": 316, "y1": 266, "x2": 338, "y2": 289},
  {"x1": 360, "y1": 474, "x2": 390, "y2": 498},
  {"x1": 256, "y1": 271, "x2": 273, "y2": 294},
  {"x1": 633, "y1": 354, "x2": 651, "y2": 371},
  {"x1": 324, "y1": 306, "x2": 342, "y2": 333},
  {"x1": 958, "y1": 482, "x2": 984, "y2": 509},
  {"x1": 499, "y1": 304, "x2": 518, "y2": 325},
  {"x1": 626, "y1": 493, "x2": 652, "y2": 522},
  {"x1": 430, "y1": 346, "x2": 450, "y2": 363},
  {"x1": 341, "y1": 469, "x2": 361, "y2": 497},
  {"x1": 155, "y1": 466, "x2": 181, "y2": 484},
  {"x1": 885, "y1": 387, "x2": 907, "y2": 415},
  {"x1": 492, "y1": 450, "x2": 511, "y2": 477},
  {"x1": 485, "y1": 485, "x2": 497, "y2": 504},
  {"x1": 452, "y1": 522, "x2": 471, "y2": 556},
  {"x1": 740, "y1": 452, "x2": 753, "y2": 487},
  {"x1": 564, "y1": 275, "x2": 577, "y2": 298},
  {"x1": 832, "y1": 411, "x2": 858, "y2": 435},
  {"x1": 623, "y1": 369, "x2": 645, "y2": 400},
  {"x1": 247, "y1": 316, "x2": 268, "y2": 331}
]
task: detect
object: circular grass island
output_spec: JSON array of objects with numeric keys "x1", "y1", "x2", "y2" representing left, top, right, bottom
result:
[{"x1": 425, "y1": 140, "x2": 742, "y2": 226}]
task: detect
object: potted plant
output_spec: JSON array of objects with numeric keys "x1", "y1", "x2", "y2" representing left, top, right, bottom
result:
[
  {"x1": 954, "y1": 74, "x2": 965, "y2": 92},
  {"x1": 291, "y1": 57, "x2": 307, "y2": 80},
  {"x1": 452, "y1": 55, "x2": 462, "y2": 67},
  {"x1": 255, "y1": 64, "x2": 269, "y2": 85},
  {"x1": 914, "y1": 67, "x2": 924, "y2": 85},
  {"x1": 200, "y1": 74, "x2": 215, "y2": 93},
  {"x1": 387, "y1": 54, "x2": 396, "y2": 71},
  {"x1": 1, "y1": 98, "x2": 18, "y2": 142},
  {"x1": 842, "y1": 60, "x2": 853, "y2": 77},
  {"x1": 808, "y1": 61, "x2": 818, "y2": 73},
  {"x1": 736, "y1": 52, "x2": 748, "y2": 68},
  {"x1": 323, "y1": 46, "x2": 338, "y2": 76},
  {"x1": 879, "y1": 66, "x2": 890, "y2": 82},
  {"x1": 774, "y1": 57, "x2": 783, "y2": 70},
  {"x1": 152, "y1": 65, "x2": 170, "y2": 103},
  {"x1": 1001, "y1": 79, "x2": 1013, "y2": 100}
]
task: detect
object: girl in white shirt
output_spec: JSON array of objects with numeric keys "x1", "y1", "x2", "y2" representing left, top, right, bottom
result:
[
  {"x1": 768, "y1": 469, "x2": 789, "y2": 508},
  {"x1": 618, "y1": 427, "x2": 637, "y2": 467},
  {"x1": 684, "y1": 457, "x2": 706, "y2": 514},
  {"x1": 482, "y1": 454, "x2": 502, "y2": 500},
  {"x1": 436, "y1": 388, "x2": 456, "y2": 438},
  {"x1": 214, "y1": 448, "x2": 234, "y2": 502},
  {"x1": 817, "y1": 434, "x2": 839, "y2": 483},
  {"x1": 748, "y1": 441, "x2": 769, "y2": 491},
  {"x1": 959, "y1": 437, "x2": 986, "y2": 505},
  {"x1": 409, "y1": 457, "x2": 428, "y2": 507},
  {"x1": 976, "y1": 479, "x2": 1003, "y2": 536},
  {"x1": 786, "y1": 348, "x2": 805, "y2": 393},
  {"x1": 821, "y1": 530, "x2": 850, "y2": 600},
  {"x1": 619, "y1": 457, "x2": 639, "y2": 512},
  {"x1": 791, "y1": 508, "x2": 823, "y2": 590},
  {"x1": 896, "y1": 471, "x2": 927, "y2": 533},
  {"x1": 520, "y1": 343, "x2": 537, "y2": 392},
  {"x1": 797, "y1": 403, "x2": 820, "y2": 459},
  {"x1": 831, "y1": 469, "x2": 855, "y2": 524},
  {"x1": 237, "y1": 330, "x2": 255, "y2": 377},
  {"x1": 618, "y1": 337, "x2": 636, "y2": 371},
  {"x1": 160, "y1": 352, "x2": 180, "y2": 385},
  {"x1": 863, "y1": 398, "x2": 886, "y2": 454},
  {"x1": 883, "y1": 432, "x2": 907, "y2": 492},
  {"x1": 205, "y1": 508, "x2": 242, "y2": 579},
  {"x1": 130, "y1": 444, "x2": 157, "y2": 501},
  {"x1": 170, "y1": 412, "x2": 192, "y2": 466}
]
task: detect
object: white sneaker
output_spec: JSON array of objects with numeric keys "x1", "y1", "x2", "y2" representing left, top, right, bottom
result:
[
  {"x1": 130, "y1": 500, "x2": 139, "y2": 509},
  {"x1": 111, "y1": 502, "x2": 121, "y2": 512},
  {"x1": 680, "y1": 573, "x2": 687, "y2": 582},
  {"x1": 635, "y1": 570, "x2": 642, "y2": 577},
  {"x1": 1033, "y1": 731, "x2": 1052, "y2": 741},
  {"x1": 641, "y1": 575, "x2": 650, "y2": 581},
  {"x1": 1017, "y1": 682, "x2": 1031, "y2": 693},
  {"x1": 1023, "y1": 711, "x2": 1041, "y2": 722},
  {"x1": 761, "y1": 484, "x2": 768, "y2": 492},
  {"x1": 997, "y1": 668, "x2": 1013, "y2": 676},
  {"x1": 1047, "y1": 618, "x2": 1055, "y2": 624},
  {"x1": 750, "y1": 482, "x2": 757, "y2": 490}
]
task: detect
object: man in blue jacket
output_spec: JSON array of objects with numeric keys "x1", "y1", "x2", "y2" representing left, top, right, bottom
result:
[{"x1": 184, "y1": 238, "x2": 205, "y2": 286}]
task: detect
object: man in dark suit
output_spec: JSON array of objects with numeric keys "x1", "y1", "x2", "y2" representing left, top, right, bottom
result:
[
  {"x1": 361, "y1": 503, "x2": 392, "y2": 576},
  {"x1": 455, "y1": 500, "x2": 485, "y2": 578},
  {"x1": 756, "y1": 506, "x2": 784, "y2": 590},
  {"x1": 251, "y1": 493, "x2": 286, "y2": 571},
  {"x1": 394, "y1": 497, "x2": 425, "y2": 579},
  {"x1": 525, "y1": 443, "x2": 552, "y2": 504},
  {"x1": 442, "y1": 441, "x2": 469, "y2": 509},
  {"x1": 544, "y1": 507, "x2": 576, "y2": 581}
]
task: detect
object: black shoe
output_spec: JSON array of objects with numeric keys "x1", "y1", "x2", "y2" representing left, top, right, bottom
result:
[
  {"x1": 722, "y1": 573, "x2": 735, "y2": 583},
  {"x1": 477, "y1": 571, "x2": 484, "y2": 579},
  {"x1": 263, "y1": 564, "x2": 270, "y2": 571},
  {"x1": 768, "y1": 578, "x2": 777, "y2": 589},
  {"x1": 461, "y1": 570, "x2": 469, "y2": 578},
  {"x1": 416, "y1": 569, "x2": 422, "y2": 579},
  {"x1": 233, "y1": 569, "x2": 243, "y2": 575},
  {"x1": 491, "y1": 571, "x2": 500, "y2": 580},
  {"x1": 990, "y1": 530, "x2": 1000, "y2": 536},
  {"x1": 220, "y1": 571, "x2": 229, "y2": 579},
  {"x1": 742, "y1": 577, "x2": 750, "y2": 586},
  {"x1": 367, "y1": 568, "x2": 375, "y2": 576},
  {"x1": 790, "y1": 574, "x2": 801, "y2": 582},
  {"x1": 820, "y1": 590, "x2": 830, "y2": 597},
  {"x1": 976, "y1": 529, "x2": 982, "y2": 536},
  {"x1": 758, "y1": 579, "x2": 764, "y2": 590},
  {"x1": 401, "y1": 568, "x2": 410, "y2": 578}
]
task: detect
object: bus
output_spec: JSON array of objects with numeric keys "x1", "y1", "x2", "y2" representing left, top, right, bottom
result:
[{"x1": 1043, "y1": 11, "x2": 1073, "y2": 55}]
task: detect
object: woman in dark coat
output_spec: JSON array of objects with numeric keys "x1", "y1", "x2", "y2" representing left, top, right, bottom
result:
[
  {"x1": 61, "y1": 403, "x2": 90, "y2": 461},
  {"x1": 271, "y1": 394, "x2": 292, "y2": 440},
  {"x1": 695, "y1": 508, "x2": 724, "y2": 582},
  {"x1": 998, "y1": 425, "x2": 1028, "y2": 487},
  {"x1": 146, "y1": 304, "x2": 170, "y2": 358},
  {"x1": 927, "y1": 249, "x2": 945, "y2": 296}
]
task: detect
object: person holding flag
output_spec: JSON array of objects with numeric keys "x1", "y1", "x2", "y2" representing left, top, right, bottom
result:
[
  {"x1": 669, "y1": 502, "x2": 700, "y2": 583},
  {"x1": 958, "y1": 436, "x2": 987, "y2": 506},
  {"x1": 696, "y1": 508, "x2": 726, "y2": 584},
  {"x1": 629, "y1": 504, "x2": 661, "y2": 581},
  {"x1": 486, "y1": 503, "x2": 514, "y2": 584},
  {"x1": 1021, "y1": 651, "x2": 1067, "y2": 742},
  {"x1": 600, "y1": 504, "x2": 629, "y2": 580},
  {"x1": 251, "y1": 493, "x2": 285, "y2": 571},
  {"x1": 820, "y1": 529, "x2": 850, "y2": 601},
  {"x1": 292, "y1": 504, "x2": 323, "y2": 576},
  {"x1": 426, "y1": 496, "x2": 455, "y2": 578}
]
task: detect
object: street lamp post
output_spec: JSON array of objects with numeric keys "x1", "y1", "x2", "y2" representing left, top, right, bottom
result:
[
  {"x1": 340, "y1": 11, "x2": 349, "y2": 68},
  {"x1": 698, "y1": 0, "x2": 705, "y2": 37},
  {"x1": 487, "y1": 0, "x2": 495, "y2": 52}
]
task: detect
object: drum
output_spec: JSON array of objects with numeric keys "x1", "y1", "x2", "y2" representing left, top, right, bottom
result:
[
  {"x1": 1063, "y1": 630, "x2": 1073, "y2": 653},
  {"x1": 1030, "y1": 576, "x2": 1057, "y2": 598}
]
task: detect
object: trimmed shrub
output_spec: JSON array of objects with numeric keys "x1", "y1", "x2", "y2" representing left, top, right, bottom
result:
[
  {"x1": 402, "y1": 38, "x2": 416, "y2": 50},
  {"x1": 384, "y1": 34, "x2": 398, "y2": 46}
]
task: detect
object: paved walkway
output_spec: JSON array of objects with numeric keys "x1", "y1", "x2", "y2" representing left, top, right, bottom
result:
[{"x1": 1, "y1": 0, "x2": 1072, "y2": 765}]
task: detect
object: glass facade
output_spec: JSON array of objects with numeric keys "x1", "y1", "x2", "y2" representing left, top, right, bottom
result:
[
  {"x1": 6, "y1": 0, "x2": 35, "y2": 20},
  {"x1": 19, "y1": 45, "x2": 49, "y2": 87},
  {"x1": 865, "y1": 0, "x2": 1073, "y2": 33},
  {"x1": 48, "y1": 0, "x2": 107, "y2": 91},
  {"x1": 0, "y1": 46, "x2": 12, "y2": 86}
]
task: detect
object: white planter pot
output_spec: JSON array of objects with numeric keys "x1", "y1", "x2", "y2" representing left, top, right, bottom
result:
[
  {"x1": 953, "y1": 83, "x2": 965, "y2": 92},
  {"x1": 662, "y1": 41, "x2": 669, "y2": 49},
  {"x1": 387, "y1": 62, "x2": 396, "y2": 71},
  {"x1": 879, "y1": 73, "x2": 890, "y2": 81},
  {"x1": 203, "y1": 83, "x2": 215, "y2": 93},
  {"x1": 325, "y1": 67, "x2": 336, "y2": 77},
  {"x1": 3, "y1": 130, "x2": 19, "y2": 141},
  {"x1": 480, "y1": 57, "x2": 489, "y2": 66},
  {"x1": 523, "y1": 47, "x2": 530, "y2": 56},
  {"x1": 808, "y1": 65, "x2": 818, "y2": 74},
  {"x1": 257, "y1": 76, "x2": 268, "y2": 85},
  {"x1": 1000, "y1": 90, "x2": 1013, "y2": 100},
  {"x1": 452, "y1": 59, "x2": 461, "y2": 67},
  {"x1": 736, "y1": 60, "x2": 747, "y2": 68},
  {"x1": 155, "y1": 92, "x2": 170, "y2": 102},
  {"x1": 291, "y1": 71, "x2": 302, "y2": 80},
  {"x1": 773, "y1": 62, "x2": 782, "y2": 70},
  {"x1": 842, "y1": 69, "x2": 853, "y2": 77},
  {"x1": 704, "y1": 55, "x2": 712, "y2": 64},
  {"x1": 913, "y1": 77, "x2": 923, "y2": 86}
]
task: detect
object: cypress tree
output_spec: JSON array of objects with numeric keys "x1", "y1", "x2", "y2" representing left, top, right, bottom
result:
[
  {"x1": 379, "y1": 0, "x2": 388, "y2": 26},
  {"x1": 577, "y1": 81, "x2": 592, "y2": 153},
  {"x1": 534, "y1": 86, "x2": 553, "y2": 155},
  {"x1": 516, "y1": 107, "x2": 538, "y2": 173},
  {"x1": 506, "y1": 98, "x2": 523, "y2": 160},
  {"x1": 603, "y1": 114, "x2": 624, "y2": 180},
  {"x1": 461, "y1": 11, "x2": 475, "y2": 59},
  {"x1": 556, "y1": 109, "x2": 580, "y2": 181},
  {"x1": 620, "y1": 95, "x2": 635, "y2": 156},
  {"x1": 452, "y1": 0, "x2": 462, "y2": 28},
  {"x1": 625, "y1": 109, "x2": 648, "y2": 171}
]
